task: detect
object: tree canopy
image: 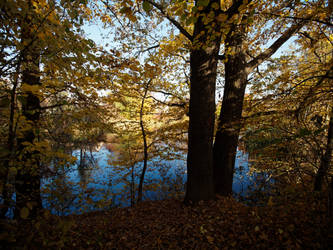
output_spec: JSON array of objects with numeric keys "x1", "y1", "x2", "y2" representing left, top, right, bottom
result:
[{"x1": 0, "y1": 0, "x2": 332, "y2": 248}]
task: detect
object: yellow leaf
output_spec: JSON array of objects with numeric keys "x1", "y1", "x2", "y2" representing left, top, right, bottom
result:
[
  {"x1": 216, "y1": 14, "x2": 228, "y2": 22},
  {"x1": 20, "y1": 207, "x2": 29, "y2": 219},
  {"x1": 128, "y1": 14, "x2": 137, "y2": 22},
  {"x1": 267, "y1": 196, "x2": 274, "y2": 206},
  {"x1": 206, "y1": 235, "x2": 214, "y2": 243}
]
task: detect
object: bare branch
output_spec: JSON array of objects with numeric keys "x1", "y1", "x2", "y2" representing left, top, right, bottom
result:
[
  {"x1": 136, "y1": 44, "x2": 160, "y2": 56},
  {"x1": 263, "y1": 13, "x2": 333, "y2": 27}
]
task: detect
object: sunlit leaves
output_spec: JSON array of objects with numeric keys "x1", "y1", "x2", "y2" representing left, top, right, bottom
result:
[{"x1": 242, "y1": 7, "x2": 333, "y2": 185}]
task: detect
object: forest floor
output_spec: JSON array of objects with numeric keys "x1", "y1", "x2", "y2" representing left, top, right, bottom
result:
[{"x1": 2, "y1": 187, "x2": 332, "y2": 249}]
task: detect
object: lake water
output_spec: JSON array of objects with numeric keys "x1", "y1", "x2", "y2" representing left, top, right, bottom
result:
[
  {"x1": 41, "y1": 146, "x2": 189, "y2": 215},
  {"x1": 41, "y1": 145, "x2": 267, "y2": 215},
  {"x1": 4, "y1": 145, "x2": 270, "y2": 217}
]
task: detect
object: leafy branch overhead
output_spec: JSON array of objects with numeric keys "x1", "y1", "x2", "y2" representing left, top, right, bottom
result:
[{"x1": 0, "y1": 0, "x2": 332, "y2": 248}]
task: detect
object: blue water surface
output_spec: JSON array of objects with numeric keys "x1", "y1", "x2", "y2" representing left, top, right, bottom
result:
[
  {"x1": 4, "y1": 146, "x2": 271, "y2": 217},
  {"x1": 41, "y1": 146, "x2": 262, "y2": 215}
]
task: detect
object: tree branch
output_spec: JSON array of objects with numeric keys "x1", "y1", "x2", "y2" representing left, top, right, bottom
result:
[
  {"x1": 246, "y1": 20, "x2": 305, "y2": 71},
  {"x1": 217, "y1": 54, "x2": 225, "y2": 60},
  {"x1": 225, "y1": 0, "x2": 253, "y2": 17},
  {"x1": 296, "y1": 63, "x2": 333, "y2": 116},
  {"x1": 264, "y1": 13, "x2": 333, "y2": 27},
  {"x1": 242, "y1": 110, "x2": 278, "y2": 120},
  {"x1": 145, "y1": 0, "x2": 193, "y2": 41},
  {"x1": 147, "y1": 94, "x2": 186, "y2": 108},
  {"x1": 136, "y1": 44, "x2": 160, "y2": 56}
]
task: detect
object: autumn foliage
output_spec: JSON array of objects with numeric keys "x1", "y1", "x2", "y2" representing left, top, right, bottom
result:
[{"x1": 0, "y1": 0, "x2": 332, "y2": 248}]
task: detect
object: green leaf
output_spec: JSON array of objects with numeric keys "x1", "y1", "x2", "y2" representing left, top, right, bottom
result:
[{"x1": 20, "y1": 207, "x2": 29, "y2": 219}]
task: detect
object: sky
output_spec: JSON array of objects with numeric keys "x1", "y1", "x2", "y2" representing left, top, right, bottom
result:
[{"x1": 81, "y1": 11, "x2": 300, "y2": 101}]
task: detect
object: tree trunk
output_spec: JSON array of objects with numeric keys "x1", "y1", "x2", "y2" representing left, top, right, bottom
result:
[
  {"x1": 137, "y1": 83, "x2": 149, "y2": 203},
  {"x1": 213, "y1": 16, "x2": 303, "y2": 196},
  {"x1": 14, "y1": 2, "x2": 42, "y2": 219},
  {"x1": 0, "y1": 66, "x2": 19, "y2": 218},
  {"x1": 329, "y1": 176, "x2": 333, "y2": 218},
  {"x1": 15, "y1": 70, "x2": 42, "y2": 219},
  {"x1": 15, "y1": 66, "x2": 43, "y2": 219},
  {"x1": 130, "y1": 164, "x2": 135, "y2": 207},
  {"x1": 314, "y1": 106, "x2": 333, "y2": 191},
  {"x1": 213, "y1": 27, "x2": 247, "y2": 196},
  {"x1": 185, "y1": 0, "x2": 222, "y2": 203}
]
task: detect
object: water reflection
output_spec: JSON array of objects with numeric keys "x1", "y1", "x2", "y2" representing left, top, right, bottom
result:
[
  {"x1": 2, "y1": 144, "x2": 272, "y2": 217},
  {"x1": 42, "y1": 145, "x2": 266, "y2": 216}
]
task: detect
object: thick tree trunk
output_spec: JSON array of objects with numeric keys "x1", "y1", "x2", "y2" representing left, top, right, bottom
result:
[
  {"x1": 213, "y1": 16, "x2": 303, "y2": 196},
  {"x1": 185, "y1": 0, "x2": 222, "y2": 203},
  {"x1": 0, "y1": 69, "x2": 19, "y2": 218},
  {"x1": 314, "y1": 107, "x2": 333, "y2": 191},
  {"x1": 15, "y1": 66, "x2": 42, "y2": 219},
  {"x1": 14, "y1": 3, "x2": 42, "y2": 219},
  {"x1": 213, "y1": 28, "x2": 247, "y2": 196}
]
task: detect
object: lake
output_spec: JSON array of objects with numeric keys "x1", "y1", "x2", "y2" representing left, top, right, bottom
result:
[
  {"x1": 41, "y1": 144, "x2": 269, "y2": 216},
  {"x1": 4, "y1": 144, "x2": 270, "y2": 217}
]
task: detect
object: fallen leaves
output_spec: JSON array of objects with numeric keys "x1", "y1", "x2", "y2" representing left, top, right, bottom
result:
[{"x1": 6, "y1": 190, "x2": 330, "y2": 249}]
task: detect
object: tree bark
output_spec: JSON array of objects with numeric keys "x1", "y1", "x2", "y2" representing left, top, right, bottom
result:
[
  {"x1": 146, "y1": 0, "x2": 251, "y2": 203},
  {"x1": 137, "y1": 83, "x2": 149, "y2": 203},
  {"x1": 184, "y1": 0, "x2": 222, "y2": 203},
  {"x1": 0, "y1": 64, "x2": 20, "y2": 218},
  {"x1": 15, "y1": 72, "x2": 42, "y2": 219},
  {"x1": 15, "y1": 66, "x2": 43, "y2": 219},
  {"x1": 213, "y1": 27, "x2": 247, "y2": 196},
  {"x1": 14, "y1": 2, "x2": 42, "y2": 219},
  {"x1": 314, "y1": 106, "x2": 333, "y2": 191},
  {"x1": 213, "y1": 19, "x2": 305, "y2": 196}
]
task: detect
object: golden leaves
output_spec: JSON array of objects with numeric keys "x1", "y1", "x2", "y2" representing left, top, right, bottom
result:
[
  {"x1": 20, "y1": 83, "x2": 41, "y2": 95},
  {"x1": 119, "y1": 5, "x2": 137, "y2": 22},
  {"x1": 216, "y1": 13, "x2": 228, "y2": 22}
]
